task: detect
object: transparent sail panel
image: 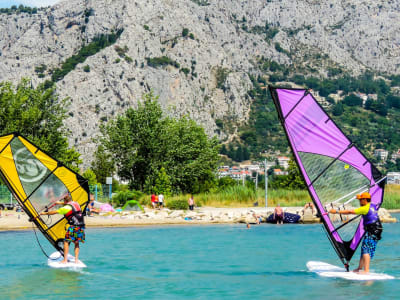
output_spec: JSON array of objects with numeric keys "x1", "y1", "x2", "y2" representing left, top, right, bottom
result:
[
  {"x1": 11, "y1": 138, "x2": 51, "y2": 200},
  {"x1": 299, "y1": 152, "x2": 370, "y2": 241},
  {"x1": 298, "y1": 152, "x2": 335, "y2": 182},
  {"x1": 29, "y1": 173, "x2": 69, "y2": 226}
]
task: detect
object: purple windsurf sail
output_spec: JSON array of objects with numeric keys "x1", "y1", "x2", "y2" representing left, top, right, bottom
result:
[{"x1": 269, "y1": 87, "x2": 385, "y2": 268}]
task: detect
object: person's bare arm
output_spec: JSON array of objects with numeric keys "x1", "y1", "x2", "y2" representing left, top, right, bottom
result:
[
  {"x1": 40, "y1": 210, "x2": 58, "y2": 215},
  {"x1": 328, "y1": 209, "x2": 355, "y2": 215}
]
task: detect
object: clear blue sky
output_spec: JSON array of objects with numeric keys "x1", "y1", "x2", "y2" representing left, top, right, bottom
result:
[{"x1": 0, "y1": 1, "x2": 60, "y2": 8}]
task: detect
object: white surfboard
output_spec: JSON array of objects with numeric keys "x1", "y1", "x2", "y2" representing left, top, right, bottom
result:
[
  {"x1": 307, "y1": 261, "x2": 394, "y2": 281},
  {"x1": 47, "y1": 251, "x2": 87, "y2": 269}
]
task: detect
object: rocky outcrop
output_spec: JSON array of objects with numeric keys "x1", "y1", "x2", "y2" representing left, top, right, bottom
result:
[{"x1": 1, "y1": 0, "x2": 399, "y2": 166}]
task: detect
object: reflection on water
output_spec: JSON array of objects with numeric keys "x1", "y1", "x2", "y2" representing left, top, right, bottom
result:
[{"x1": 6, "y1": 268, "x2": 84, "y2": 298}]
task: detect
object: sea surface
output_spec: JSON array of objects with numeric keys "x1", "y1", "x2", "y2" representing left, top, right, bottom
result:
[{"x1": 0, "y1": 215, "x2": 399, "y2": 300}]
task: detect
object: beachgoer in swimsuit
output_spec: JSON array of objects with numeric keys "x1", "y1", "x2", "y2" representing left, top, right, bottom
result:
[{"x1": 274, "y1": 204, "x2": 284, "y2": 224}]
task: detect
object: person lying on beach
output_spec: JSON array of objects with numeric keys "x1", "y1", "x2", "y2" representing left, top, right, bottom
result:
[
  {"x1": 274, "y1": 204, "x2": 284, "y2": 224},
  {"x1": 41, "y1": 194, "x2": 85, "y2": 264}
]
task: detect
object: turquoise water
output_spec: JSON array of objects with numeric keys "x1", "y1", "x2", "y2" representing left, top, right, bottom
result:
[{"x1": 0, "y1": 216, "x2": 399, "y2": 299}]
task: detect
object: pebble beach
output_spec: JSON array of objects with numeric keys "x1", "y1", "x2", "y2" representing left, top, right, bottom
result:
[{"x1": 0, "y1": 206, "x2": 397, "y2": 230}]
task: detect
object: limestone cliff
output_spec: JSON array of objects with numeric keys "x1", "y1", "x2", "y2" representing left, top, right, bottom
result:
[{"x1": 0, "y1": 0, "x2": 399, "y2": 166}]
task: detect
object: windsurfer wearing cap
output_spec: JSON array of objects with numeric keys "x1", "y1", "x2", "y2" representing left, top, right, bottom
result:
[
  {"x1": 329, "y1": 192, "x2": 383, "y2": 274},
  {"x1": 41, "y1": 194, "x2": 86, "y2": 264}
]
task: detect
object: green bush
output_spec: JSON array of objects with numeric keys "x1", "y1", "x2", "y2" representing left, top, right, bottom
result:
[
  {"x1": 112, "y1": 190, "x2": 144, "y2": 207},
  {"x1": 166, "y1": 199, "x2": 188, "y2": 210}
]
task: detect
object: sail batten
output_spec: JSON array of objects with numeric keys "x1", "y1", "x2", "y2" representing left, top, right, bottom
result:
[
  {"x1": 269, "y1": 87, "x2": 385, "y2": 266},
  {"x1": 0, "y1": 133, "x2": 89, "y2": 254}
]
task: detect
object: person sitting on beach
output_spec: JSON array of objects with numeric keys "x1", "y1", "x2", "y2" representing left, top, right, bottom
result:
[
  {"x1": 253, "y1": 212, "x2": 261, "y2": 224},
  {"x1": 274, "y1": 204, "x2": 284, "y2": 224},
  {"x1": 303, "y1": 202, "x2": 315, "y2": 215},
  {"x1": 87, "y1": 194, "x2": 100, "y2": 216},
  {"x1": 41, "y1": 193, "x2": 85, "y2": 264}
]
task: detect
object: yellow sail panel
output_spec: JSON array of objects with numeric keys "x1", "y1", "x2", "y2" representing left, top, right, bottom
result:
[
  {"x1": 53, "y1": 166, "x2": 89, "y2": 203},
  {"x1": 70, "y1": 187, "x2": 89, "y2": 207},
  {"x1": 47, "y1": 219, "x2": 68, "y2": 243},
  {"x1": 19, "y1": 136, "x2": 58, "y2": 172},
  {"x1": 0, "y1": 135, "x2": 13, "y2": 151},
  {"x1": 0, "y1": 144, "x2": 28, "y2": 201}
]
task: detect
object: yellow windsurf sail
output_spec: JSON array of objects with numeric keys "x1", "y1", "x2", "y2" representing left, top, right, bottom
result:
[{"x1": 0, "y1": 133, "x2": 89, "y2": 253}]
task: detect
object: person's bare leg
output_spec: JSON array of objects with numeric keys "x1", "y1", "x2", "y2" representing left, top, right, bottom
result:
[
  {"x1": 62, "y1": 241, "x2": 69, "y2": 263},
  {"x1": 74, "y1": 242, "x2": 80, "y2": 263},
  {"x1": 358, "y1": 254, "x2": 370, "y2": 274}
]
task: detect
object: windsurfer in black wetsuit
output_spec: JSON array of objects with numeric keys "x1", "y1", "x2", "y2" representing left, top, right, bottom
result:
[
  {"x1": 41, "y1": 193, "x2": 85, "y2": 264},
  {"x1": 329, "y1": 192, "x2": 382, "y2": 274}
]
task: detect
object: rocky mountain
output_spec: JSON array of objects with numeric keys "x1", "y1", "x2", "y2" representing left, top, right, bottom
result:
[{"x1": 0, "y1": 0, "x2": 399, "y2": 167}]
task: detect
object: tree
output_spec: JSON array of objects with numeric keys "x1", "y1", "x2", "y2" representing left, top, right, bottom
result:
[
  {"x1": 100, "y1": 92, "x2": 165, "y2": 191},
  {"x1": 343, "y1": 94, "x2": 363, "y2": 106},
  {"x1": 161, "y1": 117, "x2": 220, "y2": 194},
  {"x1": 153, "y1": 167, "x2": 172, "y2": 196},
  {"x1": 91, "y1": 144, "x2": 115, "y2": 184},
  {"x1": 182, "y1": 28, "x2": 189, "y2": 37},
  {"x1": 100, "y1": 92, "x2": 220, "y2": 194},
  {"x1": 0, "y1": 79, "x2": 81, "y2": 170},
  {"x1": 332, "y1": 102, "x2": 344, "y2": 116},
  {"x1": 82, "y1": 168, "x2": 97, "y2": 186}
]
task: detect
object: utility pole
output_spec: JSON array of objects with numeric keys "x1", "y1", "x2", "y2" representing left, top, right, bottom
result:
[{"x1": 264, "y1": 159, "x2": 268, "y2": 208}]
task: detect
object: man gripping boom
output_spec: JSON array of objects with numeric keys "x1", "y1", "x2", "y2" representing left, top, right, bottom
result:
[
  {"x1": 41, "y1": 193, "x2": 86, "y2": 264},
  {"x1": 329, "y1": 192, "x2": 383, "y2": 274}
]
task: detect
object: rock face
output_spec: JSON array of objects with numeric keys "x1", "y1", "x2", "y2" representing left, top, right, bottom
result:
[{"x1": 0, "y1": 0, "x2": 399, "y2": 166}]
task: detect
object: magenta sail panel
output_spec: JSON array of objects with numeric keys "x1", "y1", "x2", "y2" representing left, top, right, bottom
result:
[{"x1": 269, "y1": 87, "x2": 385, "y2": 266}]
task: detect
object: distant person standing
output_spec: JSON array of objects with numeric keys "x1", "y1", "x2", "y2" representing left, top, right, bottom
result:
[
  {"x1": 188, "y1": 195, "x2": 195, "y2": 210},
  {"x1": 274, "y1": 204, "x2": 284, "y2": 224},
  {"x1": 151, "y1": 194, "x2": 157, "y2": 209},
  {"x1": 158, "y1": 193, "x2": 164, "y2": 209}
]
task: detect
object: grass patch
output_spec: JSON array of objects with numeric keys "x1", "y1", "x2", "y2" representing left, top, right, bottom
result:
[
  {"x1": 165, "y1": 187, "x2": 311, "y2": 208},
  {"x1": 382, "y1": 184, "x2": 400, "y2": 209}
]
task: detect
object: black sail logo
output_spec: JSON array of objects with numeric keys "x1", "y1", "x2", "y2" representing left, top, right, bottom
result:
[{"x1": 14, "y1": 148, "x2": 47, "y2": 183}]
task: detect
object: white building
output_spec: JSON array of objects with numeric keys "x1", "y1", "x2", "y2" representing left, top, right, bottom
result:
[
  {"x1": 374, "y1": 149, "x2": 388, "y2": 162},
  {"x1": 277, "y1": 156, "x2": 290, "y2": 169},
  {"x1": 387, "y1": 172, "x2": 400, "y2": 185},
  {"x1": 391, "y1": 149, "x2": 400, "y2": 161}
]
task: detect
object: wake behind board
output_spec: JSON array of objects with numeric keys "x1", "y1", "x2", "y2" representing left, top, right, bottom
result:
[
  {"x1": 307, "y1": 261, "x2": 394, "y2": 281},
  {"x1": 47, "y1": 252, "x2": 87, "y2": 269}
]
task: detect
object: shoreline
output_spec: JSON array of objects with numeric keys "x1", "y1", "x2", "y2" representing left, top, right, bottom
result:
[{"x1": 0, "y1": 206, "x2": 397, "y2": 231}]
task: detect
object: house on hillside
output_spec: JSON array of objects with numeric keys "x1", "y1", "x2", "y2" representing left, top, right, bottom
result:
[
  {"x1": 387, "y1": 172, "x2": 400, "y2": 185},
  {"x1": 374, "y1": 149, "x2": 388, "y2": 162},
  {"x1": 391, "y1": 149, "x2": 400, "y2": 162},
  {"x1": 273, "y1": 169, "x2": 288, "y2": 176},
  {"x1": 277, "y1": 156, "x2": 290, "y2": 169}
]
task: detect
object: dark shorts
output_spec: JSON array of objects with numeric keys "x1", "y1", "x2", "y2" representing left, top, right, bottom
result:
[
  {"x1": 189, "y1": 205, "x2": 194, "y2": 210},
  {"x1": 65, "y1": 225, "x2": 85, "y2": 243},
  {"x1": 275, "y1": 214, "x2": 283, "y2": 221},
  {"x1": 361, "y1": 234, "x2": 378, "y2": 259}
]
